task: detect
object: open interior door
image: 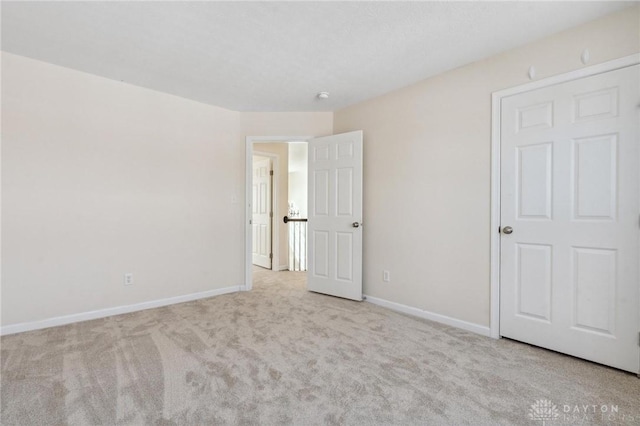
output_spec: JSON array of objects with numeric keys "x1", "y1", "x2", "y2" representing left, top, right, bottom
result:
[
  {"x1": 252, "y1": 157, "x2": 272, "y2": 269},
  {"x1": 307, "y1": 131, "x2": 363, "y2": 300}
]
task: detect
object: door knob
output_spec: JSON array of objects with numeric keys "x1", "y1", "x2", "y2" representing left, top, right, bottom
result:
[
  {"x1": 352, "y1": 222, "x2": 361, "y2": 228},
  {"x1": 502, "y1": 226, "x2": 513, "y2": 234}
]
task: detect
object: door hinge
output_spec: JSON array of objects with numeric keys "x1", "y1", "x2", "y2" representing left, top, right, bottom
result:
[
  {"x1": 270, "y1": 170, "x2": 274, "y2": 176},
  {"x1": 249, "y1": 220, "x2": 252, "y2": 225},
  {"x1": 270, "y1": 211, "x2": 273, "y2": 218},
  {"x1": 269, "y1": 253, "x2": 273, "y2": 259}
]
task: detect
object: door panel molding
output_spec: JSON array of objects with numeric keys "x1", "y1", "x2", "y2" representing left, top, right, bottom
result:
[
  {"x1": 490, "y1": 53, "x2": 640, "y2": 340},
  {"x1": 307, "y1": 130, "x2": 363, "y2": 301}
]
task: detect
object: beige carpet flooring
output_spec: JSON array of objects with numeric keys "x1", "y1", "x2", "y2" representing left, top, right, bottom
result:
[{"x1": 1, "y1": 268, "x2": 639, "y2": 425}]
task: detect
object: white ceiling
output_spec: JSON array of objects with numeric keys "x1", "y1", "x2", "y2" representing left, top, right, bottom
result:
[{"x1": 1, "y1": 1, "x2": 631, "y2": 112}]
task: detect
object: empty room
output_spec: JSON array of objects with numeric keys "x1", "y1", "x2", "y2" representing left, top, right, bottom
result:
[{"x1": 1, "y1": 1, "x2": 639, "y2": 425}]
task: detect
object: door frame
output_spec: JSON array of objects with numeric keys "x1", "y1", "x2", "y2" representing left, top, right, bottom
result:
[
  {"x1": 251, "y1": 151, "x2": 276, "y2": 270},
  {"x1": 245, "y1": 136, "x2": 312, "y2": 291},
  {"x1": 489, "y1": 53, "x2": 640, "y2": 339}
]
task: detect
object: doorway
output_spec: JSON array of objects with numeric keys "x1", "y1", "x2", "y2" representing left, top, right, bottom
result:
[
  {"x1": 245, "y1": 136, "x2": 311, "y2": 290},
  {"x1": 245, "y1": 131, "x2": 365, "y2": 299}
]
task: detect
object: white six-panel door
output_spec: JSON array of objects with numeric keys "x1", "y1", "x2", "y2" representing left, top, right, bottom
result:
[
  {"x1": 500, "y1": 65, "x2": 639, "y2": 373},
  {"x1": 252, "y1": 157, "x2": 272, "y2": 269},
  {"x1": 307, "y1": 131, "x2": 363, "y2": 301}
]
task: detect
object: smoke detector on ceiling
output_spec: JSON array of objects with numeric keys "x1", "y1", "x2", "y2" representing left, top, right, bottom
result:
[{"x1": 317, "y1": 92, "x2": 330, "y2": 99}]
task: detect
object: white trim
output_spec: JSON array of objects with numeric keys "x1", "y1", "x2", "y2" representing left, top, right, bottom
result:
[
  {"x1": 490, "y1": 84, "x2": 502, "y2": 339},
  {"x1": 492, "y1": 54, "x2": 640, "y2": 100},
  {"x1": 245, "y1": 136, "x2": 312, "y2": 291},
  {"x1": 489, "y1": 53, "x2": 640, "y2": 340},
  {"x1": 252, "y1": 150, "x2": 279, "y2": 272},
  {"x1": 0, "y1": 285, "x2": 241, "y2": 336},
  {"x1": 365, "y1": 294, "x2": 491, "y2": 337}
]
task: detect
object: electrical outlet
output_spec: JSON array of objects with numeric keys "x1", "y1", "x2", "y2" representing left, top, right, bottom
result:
[
  {"x1": 124, "y1": 273, "x2": 133, "y2": 286},
  {"x1": 383, "y1": 270, "x2": 390, "y2": 282}
]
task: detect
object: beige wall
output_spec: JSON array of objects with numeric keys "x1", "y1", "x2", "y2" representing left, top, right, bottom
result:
[
  {"x1": 1, "y1": 52, "x2": 243, "y2": 326},
  {"x1": 241, "y1": 112, "x2": 332, "y2": 139},
  {"x1": 1, "y1": 52, "x2": 332, "y2": 327},
  {"x1": 252, "y1": 144, "x2": 289, "y2": 270},
  {"x1": 333, "y1": 7, "x2": 640, "y2": 327}
]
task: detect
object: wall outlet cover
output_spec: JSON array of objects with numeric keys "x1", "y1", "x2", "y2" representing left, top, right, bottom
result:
[{"x1": 124, "y1": 273, "x2": 133, "y2": 286}]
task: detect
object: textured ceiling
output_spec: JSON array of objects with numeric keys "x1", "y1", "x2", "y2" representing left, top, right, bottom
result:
[{"x1": 1, "y1": 1, "x2": 631, "y2": 112}]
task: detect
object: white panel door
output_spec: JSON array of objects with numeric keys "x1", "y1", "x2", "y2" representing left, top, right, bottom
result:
[
  {"x1": 308, "y1": 131, "x2": 363, "y2": 300},
  {"x1": 252, "y1": 157, "x2": 272, "y2": 269},
  {"x1": 500, "y1": 65, "x2": 639, "y2": 373}
]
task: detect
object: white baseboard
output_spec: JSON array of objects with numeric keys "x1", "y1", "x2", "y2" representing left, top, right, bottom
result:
[
  {"x1": 364, "y1": 294, "x2": 491, "y2": 337},
  {"x1": 0, "y1": 285, "x2": 241, "y2": 336}
]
